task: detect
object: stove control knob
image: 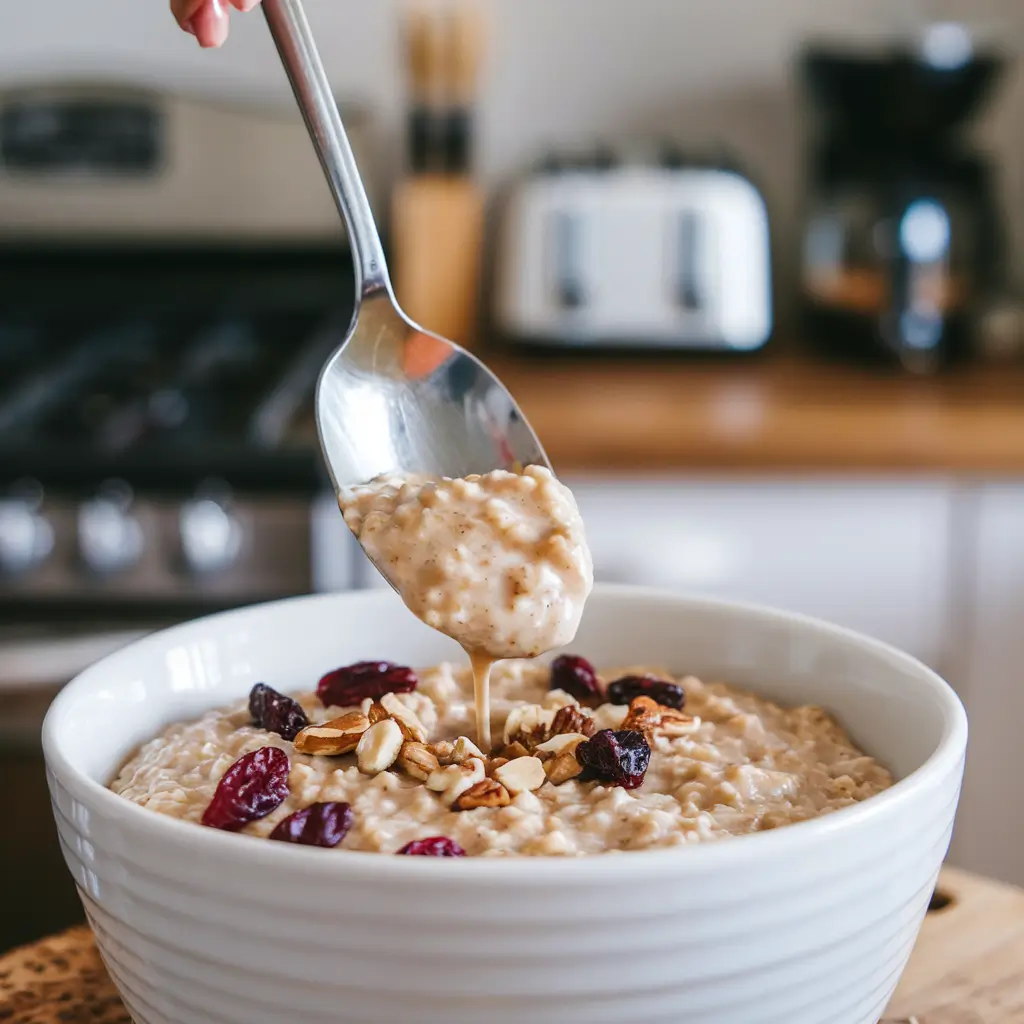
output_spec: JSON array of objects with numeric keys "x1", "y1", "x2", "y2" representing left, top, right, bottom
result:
[
  {"x1": 180, "y1": 497, "x2": 242, "y2": 575},
  {"x1": 0, "y1": 496, "x2": 55, "y2": 576},
  {"x1": 78, "y1": 483, "x2": 144, "y2": 575}
]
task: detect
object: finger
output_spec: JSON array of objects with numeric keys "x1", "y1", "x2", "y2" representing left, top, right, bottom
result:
[
  {"x1": 170, "y1": 0, "x2": 206, "y2": 29},
  {"x1": 192, "y1": 0, "x2": 230, "y2": 48},
  {"x1": 226, "y1": 0, "x2": 261, "y2": 10}
]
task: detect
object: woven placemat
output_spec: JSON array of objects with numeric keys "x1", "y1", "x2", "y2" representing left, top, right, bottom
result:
[{"x1": 0, "y1": 925, "x2": 128, "y2": 1024}]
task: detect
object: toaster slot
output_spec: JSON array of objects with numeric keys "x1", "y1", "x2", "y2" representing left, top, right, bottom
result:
[
  {"x1": 548, "y1": 212, "x2": 586, "y2": 310},
  {"x1": 675, "y1": 210, "x2": 704, "y2": 312}
]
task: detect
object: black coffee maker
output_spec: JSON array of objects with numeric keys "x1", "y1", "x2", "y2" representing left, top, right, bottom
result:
[{"x1": 798, "y1": 30, "x2": 1005, "y2": 372}]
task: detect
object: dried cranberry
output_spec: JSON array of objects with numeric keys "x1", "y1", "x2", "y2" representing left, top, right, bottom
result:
[
  {"x1": 606, "y1": 675, "x2": 685, "y2": 710},
  {"x1": 317, "y1": 661, "x2": 418, "y2": 707},
  {"x1": 549, "y1": 655, "x2": 601, "y2": 702},
  {"x1": 269, "y1": 802, "x2": 353, "y2": 848},
  {"x1": 396, "y1": 836, "x2": 466, "y2": 857},
  {"x1": 249, "y1": 683, "x2": 309, "y2": 742},
  {"x1": 200, "y1": 746, "x2": 290, "y2": 831},
  {"x1": 576, "y1": 729, "x2": 651, "y2": 790}
]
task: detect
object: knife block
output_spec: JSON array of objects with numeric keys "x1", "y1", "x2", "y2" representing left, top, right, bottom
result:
[{"x1": 391, "y1": 174, "x2": 485, "y2": 351}]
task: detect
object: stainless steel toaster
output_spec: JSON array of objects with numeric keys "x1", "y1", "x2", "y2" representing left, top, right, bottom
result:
[{"x1": 494, "y1": 157, "x2": 772, "y2": 351}]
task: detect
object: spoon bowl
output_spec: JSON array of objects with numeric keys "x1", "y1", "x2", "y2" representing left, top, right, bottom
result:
[{"x1": 264, "y1": 0, "x2": 549, "y2": 494}]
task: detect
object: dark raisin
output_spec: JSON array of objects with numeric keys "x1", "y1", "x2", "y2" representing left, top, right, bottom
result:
[
  {"x1": 249, "y1": 683, "x2": 309, "y2": 742},
  {"x1": 576, "y1": 729, "x2": 651, "y2": 790},
  {"x1": 549, "y1": 654, "x2": 601, "y2": 702},
  {"x1": 396, "y1": 836, "x2": 466, "y2": 857},
  {"x1": 269, "y1": 802, "x2": 353, "y2": 848},
  {"x1": 200, "y1": 746, "x2": 290, "y2": 831},
  {"x1": 606, "y1": 675, "x2": 685, "y2": 710},
  {"x1": 317, "y1": 661, "x2": 418, "y2": 707}
]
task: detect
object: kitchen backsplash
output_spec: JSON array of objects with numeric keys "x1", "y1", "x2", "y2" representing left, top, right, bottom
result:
[{"x1": 4, "y1": 0, "x2": 1023, "y2": 322}]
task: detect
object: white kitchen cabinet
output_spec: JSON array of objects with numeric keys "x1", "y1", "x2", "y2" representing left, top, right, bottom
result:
[
  {"x1": 569, "y1": 478, "x2": 955, "y2": 669},
  {"x1": 947, "y1": 485, "x2": 1024, "y2": 886}
]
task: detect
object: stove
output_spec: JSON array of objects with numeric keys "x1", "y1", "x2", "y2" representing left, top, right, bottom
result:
[{"x1": 0, "y1": 83, "x2": 379, "y2": 631}]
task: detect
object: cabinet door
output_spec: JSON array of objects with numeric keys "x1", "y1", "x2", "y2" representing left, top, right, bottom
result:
[
  {"x1": 948, "y1": 485, "x2": 1024, "y2": 886},
  {"x1": 568, "y1": 478, "x2": 954, "y2": 668}
]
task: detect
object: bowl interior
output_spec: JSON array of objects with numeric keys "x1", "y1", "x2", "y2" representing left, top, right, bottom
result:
[{"x1": 45, "y1": 585, "x2": 960, "y2": 794}]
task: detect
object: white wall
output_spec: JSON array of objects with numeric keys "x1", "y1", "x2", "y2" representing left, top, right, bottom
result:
[{"x1": 3, "y1": 0, "x2": 1023, "y2": 321}]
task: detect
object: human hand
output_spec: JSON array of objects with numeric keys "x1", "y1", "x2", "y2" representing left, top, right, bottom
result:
[{"x1": 172, "y1": 0, "x2": 261, "y2": 49}]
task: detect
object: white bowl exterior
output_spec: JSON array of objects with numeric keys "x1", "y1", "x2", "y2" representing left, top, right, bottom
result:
[{"x1": 44, "y1": 586, "x2": 966, "y2": 1024}]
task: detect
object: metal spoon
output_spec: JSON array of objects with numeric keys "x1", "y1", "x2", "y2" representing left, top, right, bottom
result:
[{"x1": 262, "y1": 0, "x2": 549, "y2": 499}]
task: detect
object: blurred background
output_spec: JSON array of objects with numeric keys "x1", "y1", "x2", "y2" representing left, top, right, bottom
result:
[{"x1": 2, "y1": 0, "x2": 1023, "y2": 952}]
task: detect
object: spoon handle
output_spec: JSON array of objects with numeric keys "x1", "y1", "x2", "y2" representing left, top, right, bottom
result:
[{"x1": 263, "y1": 0, "x2": 389, "y2": 299}]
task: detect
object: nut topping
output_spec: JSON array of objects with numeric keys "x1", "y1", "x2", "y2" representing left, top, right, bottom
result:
[
  {"x1": 544, "y1": 751, "x2": 584, "y2": 785},
  {"x1": 397, "y1": 741, "x2": 440, "y2": 781},
  {"x1": 549, "y1": 704, "x2": 597, "y2": 739},
  {"x1": 428, "y1": 739, "x2": 456, "y2": 765},
  {"x1": 294, "y1": 711, "x2": 370, "y2": 756},
  {"x1": 451, "y1": 735, "x2": 485, "y2": 763},
  {"x1": 355, "y1": 719, "x2": 404, "y2": 774},
  {"x1": 621, "y1": 696, "x2": 661, "y2": 742},
  {"x1": 502, "y1": 704, "x2": 555, "y2": 748},
  {"x1": 499, "y1": 740, "x2": 531, "y2": 760},
  {"x1": 534, "y1": 732, "x2": 588, "y2": 758},
  {"x1": 427, "y1": 757, "x2": 485, "y2": 805},
  {"x1": 453, "y1": 778, "x2": 511, "y2": 810},
  {"x1": 380, "y1": 692, "x2": 428, "y2": 742},
  {"x1": 366, "y1": 701, "x2": 390, "y2": 725},
  {"x1": 493, "y1": 755, "x2": 546, "y2": 795}
]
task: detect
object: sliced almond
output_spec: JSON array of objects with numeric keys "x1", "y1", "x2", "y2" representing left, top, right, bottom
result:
[
  {"x1": 380, "y1": 693, "x2": 428, "y2": 742},
  {"x1": 453, "y1": 778, "x2": 511, "y2": 811},
  {"x1": 293, "y1": 711, "x2": 370, "y2": 755},
  {"x1": 451, "y1": 735, "x2": 485, "y2": 763},
  {"x1": 485, "y1": 756, "x2": 509, "y2": 777},
  {"x1": 493, "y1": 756, "x2": 546, "y2": 796},
  {"x1": 397, "y1": 741, "x2": 439, "y2": 781},
  {"x1": 355, "y1": 719, "x2": 404, "y2": 774},
  {"x1": 659, "y1": 711, "x2": 702, "y2": 737},
  {"x1": 545, "y1": 751, "x2": 584, "y2": 785},
  {"x1": 534, "y1": 732, "x2": 588, "y2": 758}
]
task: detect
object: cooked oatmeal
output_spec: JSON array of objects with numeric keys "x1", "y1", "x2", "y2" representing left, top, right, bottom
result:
[
  {"x1": 110, "y1": 659, "x2": 893, "y2": 856},
  {"x1": 338, "y1": 465, "x2": 593, "y2": 747}
]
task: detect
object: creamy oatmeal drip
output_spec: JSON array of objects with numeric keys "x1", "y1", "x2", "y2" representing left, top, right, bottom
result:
[
  {"x1": 110, "y1": 662, "x2": 893, "y2": 856},
  {"x1": 338, "y1": 465, "x2": 594, "y2": 747}
]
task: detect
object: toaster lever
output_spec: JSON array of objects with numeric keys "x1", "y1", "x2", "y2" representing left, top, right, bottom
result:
[
  {"x1": 676, "y1": 210, "x2": 703, "y2": 312},
  {"x1": 550, "y1": 212, "x2": 586, "y2": 309}
]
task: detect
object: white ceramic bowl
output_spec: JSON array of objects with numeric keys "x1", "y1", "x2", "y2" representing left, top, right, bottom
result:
[{"x1": 43, "y1": 585, "x2": 966, "y2": 1024}]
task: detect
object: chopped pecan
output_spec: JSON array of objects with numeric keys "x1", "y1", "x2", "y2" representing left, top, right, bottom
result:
[
  {"x1": 453, "y1": 778, "x2": 511, "y2": 810},
  {"x1": 429, "y1": 739, "x2": 457, "y2": 765},
  {"x1": 397, "y1": 741, "x2": 440, "y2": 781},
  {"x1": 621, "y1": 696, "x2": 661, "y2": 742},
  {"x1": 550, "y1": 704, "x2": 597, "y2": 738}
]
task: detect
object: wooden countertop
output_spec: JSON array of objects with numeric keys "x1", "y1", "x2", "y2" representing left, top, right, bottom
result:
[
  {"x1": 3, "y1": 867, "x2": 1023, "y2": 1022},
  {"x1": 488, "y1": 352, "x2": 1024, "y2": 475}
]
